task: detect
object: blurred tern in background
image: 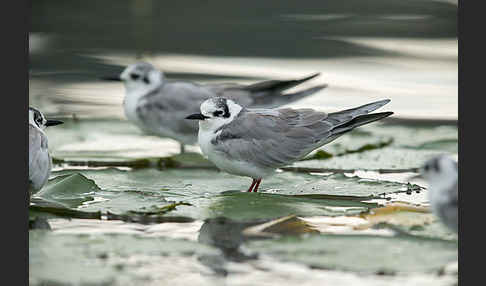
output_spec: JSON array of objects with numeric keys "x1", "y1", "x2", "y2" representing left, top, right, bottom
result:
[
  {"x1": 418, "y1": 156, "x2": 458, "y2": 233},
  {"x1": 102, "y1": 62, "x2": 327, "y2": 153}
]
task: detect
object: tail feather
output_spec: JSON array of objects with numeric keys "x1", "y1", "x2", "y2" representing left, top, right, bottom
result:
[
  {"x1": 331, "y1": 112, "x2": 394, "y2": 135},
  {"x1": 323, "y1": 99, "x2": 391, "y2": 128},
  {"x1": 244, "y1": 73, "x2": 321, "y2": 93},
  {"x1": 331, "y1": 99, "x2": 391, "y2": 117}
]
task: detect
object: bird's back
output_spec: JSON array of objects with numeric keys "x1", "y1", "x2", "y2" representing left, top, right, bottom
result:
[
  {"x1": 135, "y1": 82, "x2": 214, "y2": 144},
  {"x1": 210, "y1": 100, "x2": 391, "y2": 171}
]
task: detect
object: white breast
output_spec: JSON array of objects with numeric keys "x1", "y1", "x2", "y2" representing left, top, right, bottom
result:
[
  {"x1": 198, "y1": 128, "x2": 272, "y2": 179},
  {"x1": 428, "y1": 174, "x2": 457, "y2": 214},
  {"x1": 123, "y1": 90, "x2": 143, "y2": 124},
  {"x1": 29, "y1": 129, "x2": 52, "y2": 193}
]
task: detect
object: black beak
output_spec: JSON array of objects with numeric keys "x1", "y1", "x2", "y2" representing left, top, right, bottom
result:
[
  {"x1": 100, "y1": 76, "x2": 122, "y2": 82},
  {"x1": 45, "y1": 119, "x2": 64, "y2": 127},
  {"x1": 186, "y1": 113, "x2": 209, "y2": 120}
]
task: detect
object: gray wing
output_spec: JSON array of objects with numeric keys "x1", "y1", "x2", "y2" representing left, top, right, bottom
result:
[
  {"x1": 211, "y1": 100, "x2": 391, "y2": 169},
  {"x1": 211, "y1": 108, "x2": 332, "y2": 169},
  {"x1": 135, "y1": 82, "x2": 213, "y2": 140},
  {"x1": 29, "y1": 125, "x2": 51, "y2": 192}
]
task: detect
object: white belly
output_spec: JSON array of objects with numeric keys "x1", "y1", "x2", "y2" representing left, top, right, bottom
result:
[{"x1": 199, "y1": 129, "x2": 272, "y2": 179}]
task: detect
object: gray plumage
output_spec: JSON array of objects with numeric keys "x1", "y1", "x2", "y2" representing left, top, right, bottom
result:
[
  {"x1": 192, "y1": 97, "x2": 393, "y2": 192},
  {"x1": 28, "y1": 107, "x2": 63, "y2": 201},
  {"x1": 436, "y1": 180, "x2": 458, "y2": 233},
  {"x1": 29, "y1": 124, "x2": 52, "y2": 200},
  {"x1": 420, "y1": 156, "x2": 458, "y2": 233},
  {"x1": 211, "y1": 99, "x2": 392, "y2": 171}
]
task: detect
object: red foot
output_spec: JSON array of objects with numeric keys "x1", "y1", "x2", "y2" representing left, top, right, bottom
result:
[
  {"x1": 247, "y1": 179, "x2": 257, "y2": 192},
  {"x1": 252, "y1": 179, "x2": 262, "y2": 192}
]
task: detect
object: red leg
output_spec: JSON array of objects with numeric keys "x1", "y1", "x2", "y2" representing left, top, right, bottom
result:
[
  {"x1": 252, "y1": 179, "x2": 262, "y2": 192},
  {"x1": 247, "y1": 179, "x2": 257, "y2": 192}
]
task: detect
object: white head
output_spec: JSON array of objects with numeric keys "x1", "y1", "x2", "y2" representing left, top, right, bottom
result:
[
  {"x1": 420, "y1": 155, "x2": 458, "y2": 184},
  {"x1": 29, "y1": 107, "x2": 63, "y2": 131},
  {"x1": 185, "y1": 97, "x2": 243, "y2": 132},
  {"x1": 420, "y1": 155, "x2": 458, "y2": 205},
  {"x1": 118, "y1": 62, "x2": 165, "y2": 94}
]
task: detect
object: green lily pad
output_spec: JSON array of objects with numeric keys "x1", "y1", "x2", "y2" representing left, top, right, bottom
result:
[
  {"x1": 30, "y1": 172, "x2": 193, "y2": 223},
  {"x1": 246, "y1": 234, "x2": 457, "y2": 274},
  {"x1": 292, "y1": 147, "x2": 453, "y2": 171},
  {"x1": 46, "y1": 168, "x2": 422, "y2": 222},
  {"x1": 34, "y1": 173, "x2": 100, "y2": 208}
]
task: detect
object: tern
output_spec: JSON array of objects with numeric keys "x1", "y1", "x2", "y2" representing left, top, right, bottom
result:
[
  {"x1": 29, "y1": 107, "x2": 63, "y2": 201},
  {"x1": 186, "y1": 97, "x2": 393, "y2": 192},
  {"x1": 419, "y1": 156, "x2": 458, "y2": 233}
]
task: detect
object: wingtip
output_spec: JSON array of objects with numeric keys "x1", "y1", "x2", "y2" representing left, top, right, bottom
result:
[
  {"x1": 380, "y1": 111, "x2": 394, "y2": 119},
  {"x1": 313, "y1": 83, "x2": 329, "y2": 92},
  {"x1": 375, "y1": 99, "x2": 391, "y2": 106},
  {"x1": 303, "y1": 72, "x2": 321, "y2": 81}
]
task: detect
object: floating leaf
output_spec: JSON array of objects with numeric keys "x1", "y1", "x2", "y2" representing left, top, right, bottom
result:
[
  {"x1": 34, "y1": 173, "x2": 100, "y2": 208},
  {"x1": 247, "y1": 234, "x2": 457, "y2": 274}
]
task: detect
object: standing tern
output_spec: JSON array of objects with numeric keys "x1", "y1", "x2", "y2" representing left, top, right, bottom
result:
[
  {"x1": 29, "y1": 107, "x2": 63, "y2": 202},
  {"x1": 186, "y1": 97, "x2": 393, "y2": 192}
]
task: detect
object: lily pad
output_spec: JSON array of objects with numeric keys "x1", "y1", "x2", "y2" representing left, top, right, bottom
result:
[
  {"x1": 47, "y1": 168, "x2": 422, "y2": 221},
  {"x1": 246, "y1": 234, "x2": 458, "y2": 274},
  {"x1": 34, "y1": 173, "x2": 100, "y2": 208},
  {"x1": 292, "y1": 147, "x2": 453, "y2": 171}
]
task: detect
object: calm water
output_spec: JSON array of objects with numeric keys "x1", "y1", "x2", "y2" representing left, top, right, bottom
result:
[{"x1": 30, "y1": 0, "x2": 457, "y2": 120}]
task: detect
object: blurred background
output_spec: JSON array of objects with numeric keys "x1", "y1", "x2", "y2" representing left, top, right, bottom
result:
[{"x1": 30, "y1": 0, "x2": 457, "y2": 120}]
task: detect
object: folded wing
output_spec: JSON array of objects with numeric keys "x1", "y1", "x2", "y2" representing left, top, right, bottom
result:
[{"x1": 211, "y1": 100, "x2": 392, "y2": 169}]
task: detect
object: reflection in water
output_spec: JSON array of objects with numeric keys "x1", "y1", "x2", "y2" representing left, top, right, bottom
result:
[{"x1": 197, "y1": 217, "x2": 261, "y2": 276}]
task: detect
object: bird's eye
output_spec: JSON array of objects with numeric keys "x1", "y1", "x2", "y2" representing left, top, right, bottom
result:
[
  {"x1": 143, "y1": 76, "x2": 150, "y2": 84},
  {"x1": 213, "y1": 110, "x2": 223, "y2": 117},
  {"x1": 424, "y1": 164, "x2": 430, "y2": 171},
  {"x1": 130, "y1": 74, "x2": 140, "y2": 80}
]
